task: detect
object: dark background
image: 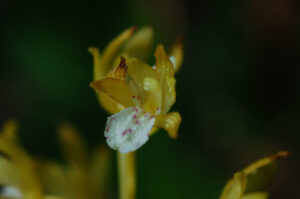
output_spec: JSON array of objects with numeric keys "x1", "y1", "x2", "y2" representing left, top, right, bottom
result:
[{"x1": 1, "y1": 0, "x2": 299, "y2": 198}]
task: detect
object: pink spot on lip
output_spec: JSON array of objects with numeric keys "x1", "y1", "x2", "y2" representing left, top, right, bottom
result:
[
  {"x1": 135, "y1": 120, "x2": 140, "y2": 124},
  {"x1": 133, "y1": 107, "x2": 139, "y2": 113},
  {"x1": 122, "y1": 129, "x2": 132, "y2": 136},
  {"x1": 133, "y1": 114, "x2": 137, "y2": 119}
]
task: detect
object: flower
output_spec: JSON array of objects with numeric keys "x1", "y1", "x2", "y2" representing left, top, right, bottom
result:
[
  {"x1": 0, "y1": 120, "x2": 46, "y2": 199},
  {"x1": 219, "y1": 151, "x2": 289, "y2": 199},
  {"x1": 0, "y1": 120, "x2": 111, "y2": 199},
  {"x1": 37, "y1": 123, "x2": 112, "y2": 199},
  {"x1": 88, "y1": 27, "x2": 153, "y2": 114},
  {"x1": 89, "y1": 27, "x2": 183, "y2": 153}
]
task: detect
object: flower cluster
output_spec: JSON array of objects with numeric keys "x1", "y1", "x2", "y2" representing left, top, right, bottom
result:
[{"x1": 0, "y1": 120, "x2": 111, "y2": 199}]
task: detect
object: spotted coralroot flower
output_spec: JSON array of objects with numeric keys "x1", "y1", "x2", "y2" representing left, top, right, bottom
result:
[
  {"x1": 37, "y1": 123, "x2": 112, "y2": 199},
  {"x1": 219, "y1": 151, "x2": 289, "y2": 199},
  {"x1": 89, "y1": 27, "x2": 183, "y2": 153},
  {"x1": 0, "y1": 120, "x2": 62, "y2": 199},
  {"x1": 0, "y1": 120, "x2": 111, "y2": 199}
]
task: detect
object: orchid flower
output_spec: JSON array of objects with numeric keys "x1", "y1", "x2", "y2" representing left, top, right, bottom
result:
[
  {"x1": 220, "y1": 151, "x2": 289, "y2": 199},
  {"x1": 89, "y1": 27, "x2": 183, "y2": 153}
]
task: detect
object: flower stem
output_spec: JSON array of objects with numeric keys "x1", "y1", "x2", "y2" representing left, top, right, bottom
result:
[{"x1": 117, "y1": 151, "x2": 136, "y2": 199}]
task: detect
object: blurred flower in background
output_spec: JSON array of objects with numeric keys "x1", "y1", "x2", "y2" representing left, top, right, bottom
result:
[
  {"x1": 220, "y1": 151, "x2": 289, "y2": 199},
  {"x1": 0, "y1": 121, "x2": 112, "y2": 199},
  {"x1": 0, "y1": 120, "x2": 44, "y2": 199},
  {"x1": 37, "y1": 123, "x2": 112, "y2": 199}
]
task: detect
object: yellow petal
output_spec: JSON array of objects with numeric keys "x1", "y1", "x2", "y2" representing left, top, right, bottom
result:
[
  {"x1": 143, "y1": 77, "x2": 162, "y2": 113},
  {"x1": 242, "y1": 192, "x2": 268, "y2": 199},
  {"x1": 100, "y1": 27, "x2": 136, "y2": 78},
  {"x1": 36, "y1": 161, "x2": 70, "y2": 197},
  {"x1": 43, "y1": 195, "x2": 67, "y2": 199},
  {"x1": 1, "y1": 120, "x2": 18, "y2": 143},
  {"x1": 97, "y1": 92, "x2": 125, "y2": 114},
  {"x1": 37, "y1": 159, "x2": 95, "y2": 199},
  {"x1": 128, "y1": 58, "x2": 158, "y2": 93},
  {"x1": 91, "y1": 78, "x2": 136, "y2": 108},
  {"x1": 127, "y1": 58, "x2": 162, "y2": 113},
  {"x1": 243, "y1": 151, "x2": 289, "y2": 175},
  {"x1": 58, "y1": 123, "x2": 88, "y2": 168},
  {"x1": 242, "y1": 151, "x2": 289, "y2": 193},
  {"x1": 88, "y1": 47, "x2": 102, "y2": 80},
  {"x1": 0, "y1": 157, "x2": 20, "y2": 189},
  {"x1": 155, "y1": 45, "x2": 176, "y2": 114},
  {"x1": 155, "y1": 112, "x2": 181, "y2": 138},
  {"x1": 169, "y1": 37, "x2": 183, "y2": 73},
  {"x1": 122, "y1": 26, "x2": 153, "y2": 61},
  {"x1": 90, "y1": 146, "x2": 112, "y2": 197},
  {"x1": 220, "y1": 151, "x2": 289, "y2": 199},
  {"x1": 220, "y1": 172, "x2": 247, "y2": 199},
  {"x1": 0, "y1": 137, "x2": 42, "y2": 198},
  {"x1": 93, "y1": 56, "x2": 127, "y2": 114}
]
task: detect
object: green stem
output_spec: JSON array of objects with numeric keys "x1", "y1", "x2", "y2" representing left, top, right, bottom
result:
[{"x1": 117, "y1": 151, "x2": 136, "y2": 199}]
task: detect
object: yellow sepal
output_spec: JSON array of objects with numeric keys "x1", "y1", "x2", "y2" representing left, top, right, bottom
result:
[
  {"x1": 91, "y1": 78, "x2": 136, "y2": 108},
  {"x1": 220, "y1": 151, "x2": 289, "y2": 199},
  {"x1": 1, "y1": 119, "x2": 18, "y2": 143},
  {"x1": 242, "y1": 151, "x2": 289, "y2": 193},
  {"x1": 58, "y1": 123, "x2": 88, "y2": 168},
  {"x1": 169, "y1": 37, "x2": 183, "y2": 73},
  {"x1": 101, "y1": 27, "x2": 136, "y2": 78},
  {"x1": 127, "y1": 57, "x2": 162, "y2": 113},
  {"x1": 155, "y1": 112, "x2": 181, "y2": 138},
  {"x1": 88, "y1": 47, "x2": 102, "y2": 80},
  {"x1": 242, "y1": 192, "x2": 268, "y2": 199},
  {"x1": 123, "y1": 26, "x2": 153, "y2": 61},
  {"x1": 242, "y1": 151, "x2": 289, "y2": 175},
  {"x1": 0, "y1": 121, "x2": 43, "y2": 199},
  {"x1": 97, "y1": 92, "x2": 124, "y2": 114},
  {"x1": 155, "y1": 45, "x2": 176, "y2": 114},
  {"x1": 89, "y1": 27, "x2": 135, "y2": 80},
  {"x1": 43, "y1": 196, "x2": 67, "y2": 199},
  {"x1": 220, "y1": 172, "x2": 247, "y2": 199}
]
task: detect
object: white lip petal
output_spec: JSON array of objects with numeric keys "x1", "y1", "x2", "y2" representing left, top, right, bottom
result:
[
  {"x1": 104, "y1": 107, "x2": 155, "y2": 153},
  {"x1": 1, "y1": 186, "x2": 22, "y2": 198}
]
